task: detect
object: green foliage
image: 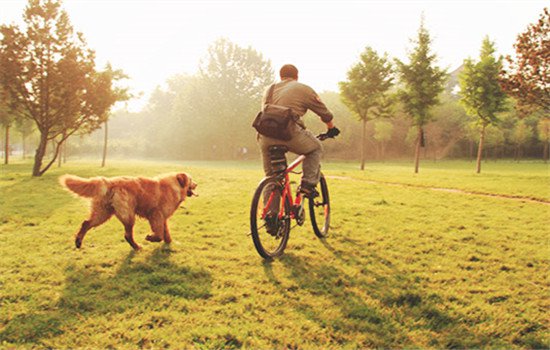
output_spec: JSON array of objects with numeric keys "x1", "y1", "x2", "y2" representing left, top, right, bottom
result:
[
  {"x1": 536, "y1": 118, "x2": 550, "y2": 142},
  {"x1": 339, "y1": 46, "x2": 394, "y2": 121},
  {"x1": 170, "y1": 38, "x2": 273, "y2": 159},
  {"x1": 511, "y1": 119, "x2": 534, "y2": 146},
  {"x1": 0, "y1": 160, "x2": 548, "y2": 348},
  {"x1": 373, "y1": 120, "x2": 393, "y2": 142},
  {"x1": 459, "y1": 37, "x2": 508, "y2": 126},
  {"x1": 0, "y1": 0, "x2": 127, "y2": 176},
  {"x1": 484, "y1": 125, "x2": 505, "y2": 148},
  {"x1": 459, "y1": 37, "x2": 509, "y2": 172},
  {"x1": 396, "y1": 20, "x2": 448, "y2": 127}
]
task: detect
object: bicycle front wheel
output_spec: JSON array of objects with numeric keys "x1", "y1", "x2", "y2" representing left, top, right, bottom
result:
[
  {"x1": 309, "y1": 175, "x2": 330, "y2": 238},
  {"x1": 250, "y1": 177, "x2": 291, "y2": 259}
]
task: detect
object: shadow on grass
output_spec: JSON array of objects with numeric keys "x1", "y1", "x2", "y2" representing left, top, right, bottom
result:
[
  {"x1": 0, "y1": 246, "x2": 212, "y2": 346},
  {"x1": 320, "y1": 238, "x2": 548, "y2": 349},
  {"x1": 0, "y1": 170, "x2": 75, "y2": 222},
  {"x1": 263, "y1": 240, "x2": 491, "y2": 349}
]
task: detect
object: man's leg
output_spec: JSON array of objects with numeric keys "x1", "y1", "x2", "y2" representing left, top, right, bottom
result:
[
  {"x1": 258, "y1": 136, "x2": 283, "y2": 219},
  {"x1": 287, "y1": 128, "x2": 323, "y2": 189}
]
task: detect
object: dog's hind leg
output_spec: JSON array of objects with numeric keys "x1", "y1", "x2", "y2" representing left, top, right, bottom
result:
[
  {"x1": 75, "y1": 202, "x2": 113, "y2": 248},
  {"x1": 114, "y1": 211, "x2": 140, "y2": 250},
  {"x1": 145, "y1": 211, "x2": 165, "y2": 243},
  {"x1": 123, "y1": 222, "x2": 141, "y2": 250}
]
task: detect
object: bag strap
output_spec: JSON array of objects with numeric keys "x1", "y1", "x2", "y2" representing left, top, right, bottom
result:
[{"x1": 264, "y1": 83, "x2": 276, "y2": 109}]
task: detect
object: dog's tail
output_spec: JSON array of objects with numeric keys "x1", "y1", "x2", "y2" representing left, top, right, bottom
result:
[{"x1": 59, "y1": 175, "x2": 106, "y2": 198}]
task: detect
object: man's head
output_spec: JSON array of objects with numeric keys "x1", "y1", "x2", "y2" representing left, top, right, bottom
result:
[{"x1": 280, "y1": 64, "x2": 298, "y2": 80}]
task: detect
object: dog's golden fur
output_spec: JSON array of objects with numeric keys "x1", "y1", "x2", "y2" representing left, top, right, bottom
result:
[{"x1": 59, "y1": 173, "x2": 197, "y2": 250}]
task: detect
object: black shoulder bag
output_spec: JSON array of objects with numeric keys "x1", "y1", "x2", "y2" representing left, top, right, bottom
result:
[{"x1": 252, "y1": 84, "x2": 296, "y2": 141}]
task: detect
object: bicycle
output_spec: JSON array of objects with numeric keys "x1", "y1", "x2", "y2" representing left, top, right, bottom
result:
[{"x1": 250, "y1": 133, "x2": 335, "y2": 259}]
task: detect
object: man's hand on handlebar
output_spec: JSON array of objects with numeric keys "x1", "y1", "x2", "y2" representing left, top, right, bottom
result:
[{"x1": 317, "y1": 126, "x2": 340, "y2": 140}]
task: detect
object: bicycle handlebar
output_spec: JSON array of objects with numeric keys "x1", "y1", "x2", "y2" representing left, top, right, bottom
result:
[{"x1": 317, "y1": 126, "x2": 341, "y2": 141}]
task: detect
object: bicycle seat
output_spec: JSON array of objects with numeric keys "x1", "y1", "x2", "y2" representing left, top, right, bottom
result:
[
  {"x1": 268, "y1": 145, "x2": 288, "y2": 173},
  {"x1": 268, "y1": 145, "x2": 288, "y2": 154}
]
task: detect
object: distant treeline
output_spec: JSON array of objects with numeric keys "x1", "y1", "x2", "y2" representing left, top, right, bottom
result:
[{"x1": 2, "y1": 1, "x2": 548, "y2": 175}]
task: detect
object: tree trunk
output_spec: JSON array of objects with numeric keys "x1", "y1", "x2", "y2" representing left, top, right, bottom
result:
[
  {"x1": 57, "y1": 132, "x2": 67, "y2": 167},
  {"x1": 360, "y1": 118, "x2": 366, "y2": 170},
  {"x1": 476, "y1": 124, "x2": 486, "y2": 174},
  {"x1": 102, "y1": 121, "x2": 108, "y2": 167},
  {"x1": 22, "y1": 133, "x2": 26, "y2": 160},
  {"x1": 414, "y1": 126, "x2": 422, "y2": 173},
  {"x1": 63, "y1": 139, "x2": 67, "y2": 163},
  {"x1": 4, "y1": 124, "x2": 9, "y2": 165},
  {"x1": 544, "y1": 142, "x2": 549, "y2": 163},
  {"x1": 57, "y1": 140, "x2": 63, "y2": 168},
  {"x1": 33, "y1": 132, "x2": 48, "y2": 177}
]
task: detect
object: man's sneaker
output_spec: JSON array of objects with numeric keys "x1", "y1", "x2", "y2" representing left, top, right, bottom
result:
[
  {"x1": 298, "y1": 183, "x2": 319, "y2": 198},
  {"x1": 264, "y1": 215, "x2": 278, "y2": 235}
]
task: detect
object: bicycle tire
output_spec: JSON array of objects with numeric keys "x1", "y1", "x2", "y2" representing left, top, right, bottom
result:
[
  {"x1": 250, "y1": 176, "x2": 291, "y2": 259},
  {"x1": 309, "y1": 174, "x2": 330, "y2": 238}
]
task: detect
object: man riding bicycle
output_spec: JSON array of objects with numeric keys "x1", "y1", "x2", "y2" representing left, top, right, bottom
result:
[
  {"x1": 258, "y1": 64, "x2": 340, "y2": 195},
  {"x1": 257, "y1": 64, "x2": 339, "y2": 232}
]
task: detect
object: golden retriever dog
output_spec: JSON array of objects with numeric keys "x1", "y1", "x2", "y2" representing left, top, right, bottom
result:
[{"x1": 59, "y1": 173, "x2": 197, "y2": 250}]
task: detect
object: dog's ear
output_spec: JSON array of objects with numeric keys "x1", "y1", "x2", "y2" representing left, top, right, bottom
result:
[{"x1": 176, "y1": 173, "x2": 188, "y2": 188}]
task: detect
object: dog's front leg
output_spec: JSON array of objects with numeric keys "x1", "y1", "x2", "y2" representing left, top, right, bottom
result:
[
  {"x1": 146, "y1": 212, "x2": 165, "y2": 243},
  {"x1": 163, "y1": 221, "x2": 172, "y2": 244}
]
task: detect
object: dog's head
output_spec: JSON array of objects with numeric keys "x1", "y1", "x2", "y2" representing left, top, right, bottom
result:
[{"x1": 176, "y1": 173, "x2": 198, "y2": 198}]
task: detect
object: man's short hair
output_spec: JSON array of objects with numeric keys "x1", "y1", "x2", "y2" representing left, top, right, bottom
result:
[{"x1": 280, "y1": 64, "x2": 298, "y2": 79}]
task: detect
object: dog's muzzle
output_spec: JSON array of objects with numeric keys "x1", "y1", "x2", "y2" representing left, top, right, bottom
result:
[{"x1": 187, "y1": 183, "x2": 198, "y2": 197}]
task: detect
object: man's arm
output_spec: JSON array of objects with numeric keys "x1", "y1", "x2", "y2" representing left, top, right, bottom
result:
[{"x1": 307, "y1": 90, "x2": 334, "y2": 124}]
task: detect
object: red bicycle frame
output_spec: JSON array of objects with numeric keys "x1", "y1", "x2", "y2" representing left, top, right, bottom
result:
[{"x1": 261, "y1": 154, "x2": 306, "y2": 220}]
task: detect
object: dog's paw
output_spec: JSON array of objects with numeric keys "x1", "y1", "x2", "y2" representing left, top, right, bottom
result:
[
  {"x1": 145, "y1": 235, "x2": 162, "y2": 242},
  {"x1": 75, "y1": 238, "x2": 82, "y2": 248}
]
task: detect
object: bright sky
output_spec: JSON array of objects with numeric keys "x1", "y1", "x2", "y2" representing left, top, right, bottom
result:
[{"x1": 1, "y1": 0, "x2": 547, "y2": 111}]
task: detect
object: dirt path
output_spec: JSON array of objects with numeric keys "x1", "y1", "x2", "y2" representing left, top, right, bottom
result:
[{"x1": 325, "y1": 175, "x2": 550, "y2": 206}]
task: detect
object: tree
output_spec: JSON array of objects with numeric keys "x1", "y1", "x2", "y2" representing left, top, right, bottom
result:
[
  {"x1": 500, "y1": 8, "x2": 549, "y2": 113},
  {"x1": 459, "y1": 37, "x2": 508, "y2": 173},
  {"x1": 511, "y1": 119, "x2": 533, "y2": 161},
  {"x1": 537, "y1": 118, "x2": 550, "y2": 161},
  {"x1": 15, "y1": 117, "x2": 34, "y2": 159},
  {"x1": 484, "y1": 125, "x2": 505, "y2": 160},
  {"x1": 339, "y1": 47, "x2": 393, "y2": 170},
  {"x1": 0, "y1": 85, "x2": 14, "y2": 164},
  {"x1": 373, "y1": 119, "x2": 393, "y2": 161},
  {"x1": 99, "y1": 65, "x2": 129, "y2": 168},
  {"x1": 396, "y1": 19, "x2": 447, "y2": 173},
  {"x1": 0, "y1": 0, "x2": 127, "y2": 176},
  {"x1": 170, "y1": 38, "x2": 273, "y2": 159}
]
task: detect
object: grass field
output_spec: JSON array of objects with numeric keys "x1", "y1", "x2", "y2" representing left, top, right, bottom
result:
[{"x1": 0, "y1": 159, "x2": 548, "y2": 349}]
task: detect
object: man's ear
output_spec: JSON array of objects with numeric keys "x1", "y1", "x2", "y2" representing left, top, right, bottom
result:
[{"x1": 176, "y1": 173, "x2": 188, "y2": 188}]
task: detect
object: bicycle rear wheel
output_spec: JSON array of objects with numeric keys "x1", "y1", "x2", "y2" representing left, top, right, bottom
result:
[
  {"x1": 309, "y1": 175, "x2": 330, "y2": 238},
  {"x1": 250, "y1": 177, "x2": 291, "y2": 259}
]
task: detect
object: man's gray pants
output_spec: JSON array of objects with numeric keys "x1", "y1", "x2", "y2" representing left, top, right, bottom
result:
[
  {"x1": 258, "y1": 124, "x2": 323, "y2": 216},
  {"x1": 258, "y1": 124, "x2": 323, "y2": 185}
]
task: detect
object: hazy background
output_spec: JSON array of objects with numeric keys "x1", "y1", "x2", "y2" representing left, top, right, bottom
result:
[
  {"x1": 1, "y1": 0, "x2": 548, "y2": 163},
  {"x1": 2, "y1": 0, "x2": 546, "y2": 110}
]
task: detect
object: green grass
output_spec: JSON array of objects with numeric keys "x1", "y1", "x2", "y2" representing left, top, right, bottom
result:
[{"x1": 0, "y1": 159, "x2": 548, "y2": 348}]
